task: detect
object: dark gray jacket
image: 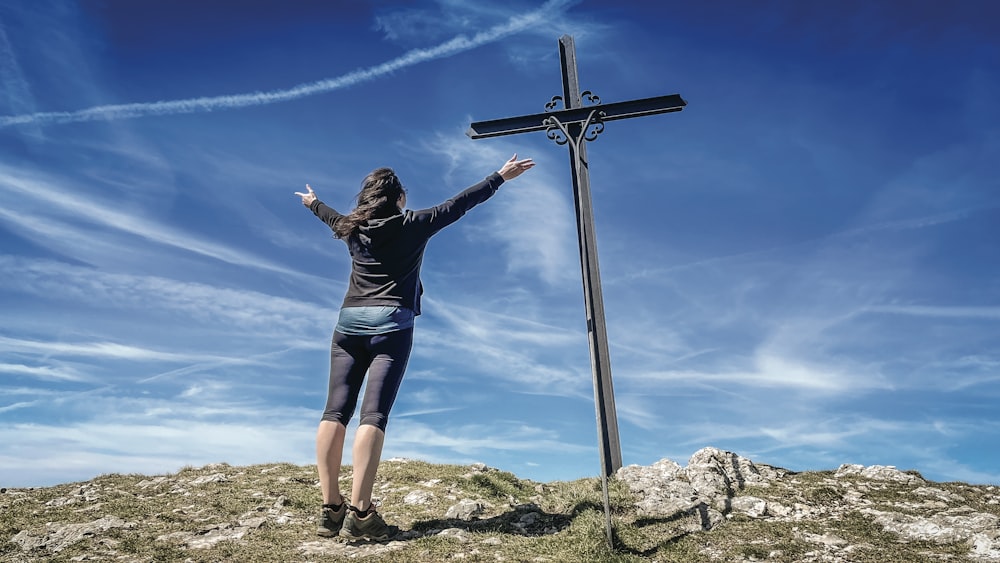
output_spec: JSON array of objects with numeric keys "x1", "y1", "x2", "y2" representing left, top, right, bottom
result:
[{"x1": 310, "y1": 172, "x2": 505, "y2": 315}]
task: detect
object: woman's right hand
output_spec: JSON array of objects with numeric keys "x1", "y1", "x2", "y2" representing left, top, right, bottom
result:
[{"x1": 294, "y1": 184, "x2": 317, "y2": 207}]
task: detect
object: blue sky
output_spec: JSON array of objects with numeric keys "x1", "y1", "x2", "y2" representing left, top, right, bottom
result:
[{"x1": 1, "y1": 0, "x2": 998, "y2": 488}]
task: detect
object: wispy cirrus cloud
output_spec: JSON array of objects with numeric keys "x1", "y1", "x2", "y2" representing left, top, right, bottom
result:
[
  {"x1": 419, "y1": 134, "x2": 578, "y2": 286},
  {"x1": 0, "y1": 21, "x2": 38, "y2": 134},
  {"x1": 390, "y1": 419, "x2": 591, "y2": 457},
  {"x1": 659, "y1": 414, "x2": 1000, "y2": 485},
  {"x1": 0, "y1": 256, "x2": 337, "y2": 336},
  {"x1": 137, "y1": 344, "x2": 320, "y2": 384},
  {"x1": 417, "y1": 295, "x2": 591, "y2": 399},
  {"x1": 0, "y1": 165, "x2": 310, "y2": 277},
  {"x1": 864, "y1": 305, "x2": 1000, "y2": 320},
  {"x1": 608, "y1": 203, "x2": 997, "y2": 286},
  {"x1": 0, "y1": 362, "x2": 89, "y2": 382},
  {"x1": 375, "y1": 0, "x2": 581, "y2": 43},
  {"x1": 0, "y1": 413, "x2": 318, "y2": 486},
  {"x1": 0, "y1": 335, "x2": 253, "y2": 364},
  {"x1": 0, "y1": 396, "x2": 587, "y2": 487},
  {"x1": 625, "y1": 351, "x2": 891, "y2": 394},
  {"x1": 373, "y1": 0, "x2": 605, "y2": 73},
  {"x1": 0, "y1": 401, "x2": 38, "y2": 414},
  {"x1": 0, "y1": 0, "x2": 576, "y2": 129}
]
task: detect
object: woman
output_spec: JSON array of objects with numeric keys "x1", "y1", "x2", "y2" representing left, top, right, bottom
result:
[{"x1": 295, "y1": 154, "x2": 535, "y2": 541}]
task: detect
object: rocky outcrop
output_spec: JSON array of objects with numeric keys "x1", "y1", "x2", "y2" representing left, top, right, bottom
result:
[
  {"x1": 615, "y1": 446, "x2": 790, "y2": 532},
  {"x1": 4, "y1": 450, "x2": 999, "y2": 562},
  {"x1": 616, "y1": 447, "x2": 1000, "y2": 562},
  {"x1": 10, "y1": 516, "x2": 135, "y2": 553}
]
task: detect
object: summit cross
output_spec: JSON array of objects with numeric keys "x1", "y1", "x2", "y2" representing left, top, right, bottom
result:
[{"x1": 467, "y1": 34, "x2": 686, "y2": 545}]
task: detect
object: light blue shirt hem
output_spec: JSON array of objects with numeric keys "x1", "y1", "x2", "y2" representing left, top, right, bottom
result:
[{"x1": 336, "y1": 306, "x2": 415, "y2": 335}]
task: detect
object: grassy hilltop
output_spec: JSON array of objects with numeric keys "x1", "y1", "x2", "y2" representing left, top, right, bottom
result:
[{"x1": 3, "y1": 453, "x2": 999, "y2": 562}]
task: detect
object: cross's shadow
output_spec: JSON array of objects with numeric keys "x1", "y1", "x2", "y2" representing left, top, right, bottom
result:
[
  {"x1": 611, "y1": 505, "x2": 711, "y2": 557},
  {"x1": 397, "y1": 497, "x2": 723, "y2": 558},
  {"x1": 407, "y1": 501, "x2": 581, "y2": 538}
]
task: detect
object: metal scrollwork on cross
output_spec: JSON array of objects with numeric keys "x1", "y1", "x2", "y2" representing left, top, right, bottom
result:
[
  {"x1": 543, "y1": 92, "x2": 606, "y2": 147},
  {"x1": 544, "y1": 109, "x2": 606, "y2": 156}
]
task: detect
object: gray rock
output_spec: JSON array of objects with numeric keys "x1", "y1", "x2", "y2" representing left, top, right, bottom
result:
[
  {"x1": 135, "y1": 476, "x2": 169, "y2": 489},
  {"x1": 800, "y1": 531, "x2": 848, "y2": 546},
  {"x1": 615, "y1": 448, "x2": 1000, "y2": 562},
  {"x1": 445, "y1": 499, "x2": 486, "y2": 520},
  {"x1": 617, "y1": 458, "x2": 683, "y2": 484},
  {"x1": 481, "y1": 536, "x2": 503, "y2": 545},
  {"x1": 970, "y1": 533, "x2": 1000, "y2": 560},
  {"x1": 238, "y1": 516, "x2": 268, "y2": 529},
  {"x1": 729, "y1": 495, "x2": 768, "y2": 518},
  {"x1": 616, "y1": 459, "x2": 699, "y2": 517},
  {"x1": 436, "y1": 527, "x2": 472, "y2": 542},
  {"x1": 835, "y1": 463, "x2": 925, "y2": 484},
  {"x1": 685, "y1": 447, "x2": 781, "y2": 500},
  {"x1": 189, "y1": 472, "x2": 229, "y2": 486},
  {"x1": 158, "y1": 521, "x2": 256, "y2": 549},
  {"x1": 403, "y1": 489, "x2": 435, "y2": 505},
  {"x1": 913, "y1": 486, "x2": 966, "y2": 503},
  {"x1": 617, "y1": 447, "x2": 782, "y2": 521},
  {"x1": 11, "y1": 515, "x2": 134, "y2": 553},
  {"x1": 189, "y1": 526, "x2": 248, "y2": 549},
  {"x1": 862, "y1": 508, "x2": 999, "y2": 544},
  {"x1": 689, "y1": 503, "x2": 726, "y2": 532}
]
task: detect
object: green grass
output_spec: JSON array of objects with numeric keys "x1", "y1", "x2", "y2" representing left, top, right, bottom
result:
[{"x1": 1, "y1": 460, "x2": 994, "y2": 562}]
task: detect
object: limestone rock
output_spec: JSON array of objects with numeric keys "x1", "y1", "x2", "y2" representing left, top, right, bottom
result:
[
  {"x1": 913, "y1": 486, "x2": 966, "y2": 503},
  {"x1": 616, "y1": 450, "x2": 999, "y2": 561},
  {"x1": 445, "y1": 499, "x2": 486, "y2": 520},
  {"x1": 157, "y1": 518, "x2": 268, "y2": 550},
  {"x1": 403, "y1": 489, "x2": 435, "y2": 505},
  {"x1": 436, "y1": 527, "x2": 472, "y2": 542},
  {"x1": 189, "y1": 472, "x2": 229, "y2": 486},
  {"x1": 729, "y1": 495, "x2": 768, "y2": 518},
  {"x1": 10, "y1": 516, "x2": 134, "y2": 553},
  {"x1": 862, "y1": 508, "x2": 999, "y2": 544},
  {"x1": 835, "y1": 463, "x2": 925, "y2": 484},
  {"x1": 685, "y1": 447, "x2": 783, "y2": 500},
  {"x1": 800, "y1": 531, "x2": 849, "y2": 547},
  {"x1": 616, "y1": 458, "x2": 699, "y2": 518},
  {"x1": 618, "y1": 447, "x2": 785, "y2": 521},
  {"x1": 971, "y1": 533, "x2": 1000, "y2": 560}
]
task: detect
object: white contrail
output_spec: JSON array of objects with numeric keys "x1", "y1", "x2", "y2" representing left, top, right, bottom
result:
[
  {"x1": 0, "y1": 0, "x2": 573, "y2": 129},
  {"x1": 0, "y1": 23, "x2": 36, "y2": 121}
]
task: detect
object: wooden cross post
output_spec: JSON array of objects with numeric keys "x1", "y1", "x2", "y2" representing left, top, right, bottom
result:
[{"x1": 467, "y1": 35, "x2": 686, "y2": 546}]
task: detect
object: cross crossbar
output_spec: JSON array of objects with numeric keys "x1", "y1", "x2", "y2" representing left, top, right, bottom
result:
[{"x1": 466, "y1": 94, "x2": 686, "y2": 139}]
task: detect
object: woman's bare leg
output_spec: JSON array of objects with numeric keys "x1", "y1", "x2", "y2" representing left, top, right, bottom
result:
[
  {"x1": 350, "y1": 423, "x2": 385, "y2": 511},
  {"x1": 316, "y1": 420, "x2": 347, "y2": 504}
]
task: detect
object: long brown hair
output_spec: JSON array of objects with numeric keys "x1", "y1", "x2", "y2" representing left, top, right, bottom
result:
[{"x1": 333, "y1": 167, "x2": 406, "y2": 239}]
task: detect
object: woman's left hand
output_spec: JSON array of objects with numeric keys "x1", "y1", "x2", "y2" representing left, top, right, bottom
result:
[
  {"x1": 295, "y1": 184, "x2": 317, "y2": 207},
  {"x1": 498, "y1": 154, "x2": 535, "y2": 181}
]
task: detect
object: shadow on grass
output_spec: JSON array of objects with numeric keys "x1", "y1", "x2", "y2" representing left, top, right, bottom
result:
[
  {"x1": 408, "y1": 501, "x2": 584, "y2": 538},
  {"x1": 612, "y1": 502, "x2": 720, "y2": 557},
  {"x1": 404, "y1": 497, "x2": 716, "y2": 559}
]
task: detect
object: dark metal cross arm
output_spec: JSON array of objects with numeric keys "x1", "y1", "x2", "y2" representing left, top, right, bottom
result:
[{"x1": 466, "y1": 93, "x2": 686, "y2": 139}]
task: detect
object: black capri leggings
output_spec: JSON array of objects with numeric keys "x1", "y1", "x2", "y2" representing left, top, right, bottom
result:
[{"x1": 321, "y1": 328, "x2": 413, "y2": 431}]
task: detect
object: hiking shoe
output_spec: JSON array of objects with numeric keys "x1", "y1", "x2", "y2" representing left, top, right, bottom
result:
[
  {"x1": 316, "y1": 501, "x2": 348, "y2": 537},
  {"x1": 339, "y1": 504, "x2": 398, "y2": 541}
]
